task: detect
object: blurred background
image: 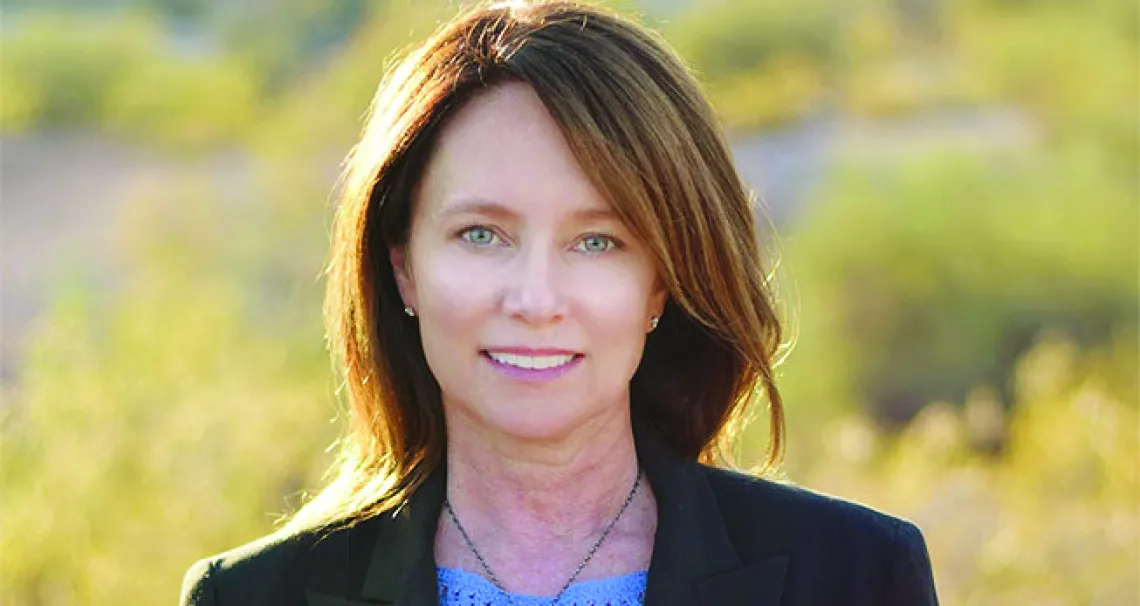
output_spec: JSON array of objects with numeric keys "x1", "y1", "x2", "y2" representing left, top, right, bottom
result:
[{"x1": 0, "y1": 0, "x2": 1135, "y2": 603}]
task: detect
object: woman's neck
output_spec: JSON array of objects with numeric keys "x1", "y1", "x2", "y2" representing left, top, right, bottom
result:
[
  {"x1": 437, "y1": 406, "x2": 655, "y2": 590},
  {"x1": 445, "y1": 407, "x2": 640, "y2": 537}
]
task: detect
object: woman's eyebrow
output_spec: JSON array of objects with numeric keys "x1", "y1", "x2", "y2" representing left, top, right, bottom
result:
[
  {"x1": 437, "y1": 198, "x2": 517, "y2": 221},
  {"x1": 572, "y1": 207, "x2": 619, "y2": 222},
  {"x1": 437, "y1": 198, "x2": 618, "y2": 222}
]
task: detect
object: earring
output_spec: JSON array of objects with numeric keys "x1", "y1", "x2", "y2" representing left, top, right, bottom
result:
[
  {"x1": 404, "y1": 305, "x2": 416, "y2": 317},
  {"x1": 648, "y1": 315, "x2": 659, "y2": 332}
]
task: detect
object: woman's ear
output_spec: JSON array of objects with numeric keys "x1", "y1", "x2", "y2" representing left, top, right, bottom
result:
[
  {"x1": 648, "y1": 278, "x2": 668, "y2": 319},
  {"x1": 389, "y1": 245, "x2": 417, "y2": 309}
]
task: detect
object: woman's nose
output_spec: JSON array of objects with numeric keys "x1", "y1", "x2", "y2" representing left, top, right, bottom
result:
[{"x1": 500, "y1": 245, "x2": 565, "y2": 324}]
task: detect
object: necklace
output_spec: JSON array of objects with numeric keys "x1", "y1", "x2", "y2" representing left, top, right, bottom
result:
[{"x1": 443, "y1": 468, "x2": 643, "y2": 606}]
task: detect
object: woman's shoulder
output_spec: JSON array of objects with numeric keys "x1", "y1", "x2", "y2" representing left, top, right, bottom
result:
[
  {"x1": 180, "y1": 530, "x2": 307, "y2": 605},
  {"x1": 698, "y1": 465, "x2": 938, "y2": 604},
  {"x1": 700, "y1": 464, "x2": 929, "y2": 559},
  {"x1": 179, "y1": 524, "x2": 354, "y2": 606}
]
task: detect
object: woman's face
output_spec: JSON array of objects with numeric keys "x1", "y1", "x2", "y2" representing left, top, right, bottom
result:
[{"x1": 391, "y1": 82, "x2": 666, "y2": 443}]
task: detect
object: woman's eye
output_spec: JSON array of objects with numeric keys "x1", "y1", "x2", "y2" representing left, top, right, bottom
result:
[
  {"x1": 576, "y1": 234, "x2": 617, "y2": 254},
  {"x1": 459, "y1": 226, "x2": 500, "y2": 246}
]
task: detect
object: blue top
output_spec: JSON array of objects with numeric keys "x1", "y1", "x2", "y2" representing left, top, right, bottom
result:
[{"x1": 437, "y1": 566, "x2": 648, "y2": 606}]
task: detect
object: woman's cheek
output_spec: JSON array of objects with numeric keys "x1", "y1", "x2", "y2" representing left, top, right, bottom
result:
[
  {"x1": 421, "y1": 252, "x2": 499, "y2": 318},
  {"x1": 571, "y1": 264, "x2": 653, "y2": 330}
]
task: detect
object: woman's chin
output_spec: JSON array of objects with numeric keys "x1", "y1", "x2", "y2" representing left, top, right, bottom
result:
[
  {"x1": 471, "y1": 405, "x2": 601, "y2": 445},
  {"x1": 488, "y1": 416, "x2": 581, "y2": 444}
]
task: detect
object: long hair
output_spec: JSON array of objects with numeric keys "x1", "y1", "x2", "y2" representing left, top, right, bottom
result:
[{"x1": 286, "y1": 0, "x2": 786, "y2": 535}]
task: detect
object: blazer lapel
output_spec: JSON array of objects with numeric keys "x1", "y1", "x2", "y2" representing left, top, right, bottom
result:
[
  {"x1": 358, "y1": 466, "x2": 447, "y2": 606},
  {"x1": 296, "y1": 466, "x2": 444, "y2": 606},
  {"x1": 636, "y1": 423, "x2": 787, "y2": 606},
  {"x1": 692, "y1": 558, "x2": 789, "y2": 606}
]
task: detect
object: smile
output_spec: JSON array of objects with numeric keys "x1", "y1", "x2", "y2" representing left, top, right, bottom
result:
[
  {"x1": 480, "y1": 349, "x2": 584, "y2": 381},
  {"x1": 485, "y1": 352, "x2": 576, "y2": 369}
]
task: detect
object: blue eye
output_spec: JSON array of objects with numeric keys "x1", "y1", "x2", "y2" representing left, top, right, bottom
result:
[
  {"x1": 576, "y1": 234, "x2": 617, "y2": 254},
  {"x1": 460, "y1": 226, "x2": 500, "y2": 246}
]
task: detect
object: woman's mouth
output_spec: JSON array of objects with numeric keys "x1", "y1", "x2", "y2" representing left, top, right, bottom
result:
[{"x1": 480, "y1": 350, "x2": 584, "y2": 381}]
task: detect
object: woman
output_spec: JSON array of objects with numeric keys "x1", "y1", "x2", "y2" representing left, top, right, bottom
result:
[{"x1": 182, "y1": 2, "x2": 939, "y2": 605}]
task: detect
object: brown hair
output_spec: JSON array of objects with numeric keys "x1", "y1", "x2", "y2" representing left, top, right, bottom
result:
[{"x1": 288, "y1": 0, "x2": 786, "y2": 534}]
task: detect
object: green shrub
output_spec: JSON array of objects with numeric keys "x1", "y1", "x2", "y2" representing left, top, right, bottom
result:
[
  {"x1": 103, "y1": 55, "x2": 261, "y2": 151},
  {"x1": 0, "y1": 13, "x2": 162, "y2": 129},
  {"x1": 0, "y1": 11, "x2": 263, "y2": 149},
  {"x1": 775, "y1": 145, "x2": 1137, "y2": 446}
]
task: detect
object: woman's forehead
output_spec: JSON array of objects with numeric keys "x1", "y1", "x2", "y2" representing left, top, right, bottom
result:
[{"x1": 416, "y1": 83, "x2": 614, "y2": 223}]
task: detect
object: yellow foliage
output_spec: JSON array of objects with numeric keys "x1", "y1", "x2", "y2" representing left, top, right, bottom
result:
[
  {"x1": 773, "y1": 333, "x2": 1140, "y2": 605},
  {"x1": 0, "y1": 69, "x2": 42, "y2": 132},
  {"x1": 707, "y1": 54, "x2": 824, "y2": 132},
  {"x1": 103, "y1": 57, "x2": 262, "y2": 152},
  {"x1": 0, "y1": 184, "x2": 338, "y2": 604}
]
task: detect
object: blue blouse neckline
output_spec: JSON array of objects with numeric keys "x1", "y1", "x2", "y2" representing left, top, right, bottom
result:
[{"x1": 437, "y1": 565, "x2": 648, "y2": 605}]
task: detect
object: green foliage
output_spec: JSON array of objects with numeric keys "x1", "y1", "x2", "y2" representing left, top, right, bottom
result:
[
  {"x1": 661, "y1": 0, "x2": 1139, "y2": 131},
  {"x1": 776, "y1": 144, "x2": 1137, "y2": 440},
  {"x1": 212, "y1": 0, "x2": 371, "y2": 91},
  {"x1": 0, "y1": 66, "x2": 41, "y2": 131},
  {"x1": 666, "y1": 0, "x2": 839, "y2": 81},
  {"x1": 0, "y1": 11, "x2": 263, "y2": 149},
  {"x1": 103, "y1": 54, "x2": 262, "y2": 150},
  {"x1": 0, "y1": 13, "x2": 163, "y2": 130},
  {"x1": 663, "y1": 0, "x2": 839, "y2": 128},
  {"x1": 949, "y1": 0, "x2": 1139, "y2": 168},
  {"x1": 248, "y1": 1, "x2": 456, "y2": 162},
  {"x1": 702, "y1": 55, "x2": 827, "y2": 129}
]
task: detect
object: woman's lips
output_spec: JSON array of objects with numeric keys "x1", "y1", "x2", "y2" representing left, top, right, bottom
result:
[
  {"x1": 480, "y1": 350, "x2": 584, "y2": 381},
  {"x1": 481, "y1": 346, "x2": 581, "y2": 356}
]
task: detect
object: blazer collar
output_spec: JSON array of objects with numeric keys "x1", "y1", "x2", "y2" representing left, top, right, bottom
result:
[
  {"x1": 634, "y1": 422, "x2": 787, "y2": 606},
  {"x1": 349, "y1": 422, "x2": 787, "y2": 605},
  {"x1": 358, "y1": 467, "x2": 445, "y2": 605}
]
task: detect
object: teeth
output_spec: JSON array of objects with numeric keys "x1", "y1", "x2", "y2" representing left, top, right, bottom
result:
[{"x1": 486, "y1": 352, "x2": 576, "y2": 370}]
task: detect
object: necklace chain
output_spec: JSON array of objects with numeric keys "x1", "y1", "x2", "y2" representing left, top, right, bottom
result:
[{"x1": 443, "y1": 469, "x2": 643, "y2": 606}]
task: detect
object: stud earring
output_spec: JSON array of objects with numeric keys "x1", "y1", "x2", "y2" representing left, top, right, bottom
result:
[
  {"x1": 404, "y1": 305, "x2": 416, "y2": 317},
  {"x1": 648, "y1": 315, "x2": 659, "y2": 332}
]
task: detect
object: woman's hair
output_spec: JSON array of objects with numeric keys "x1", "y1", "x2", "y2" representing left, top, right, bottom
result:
[{"x1": 286, "y1": 0, "x2": 786, "y2": 535}]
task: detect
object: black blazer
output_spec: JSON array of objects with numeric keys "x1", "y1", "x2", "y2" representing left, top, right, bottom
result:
[{"x1": 181, "y1": 425, "x2": 939, "y2": 605}]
